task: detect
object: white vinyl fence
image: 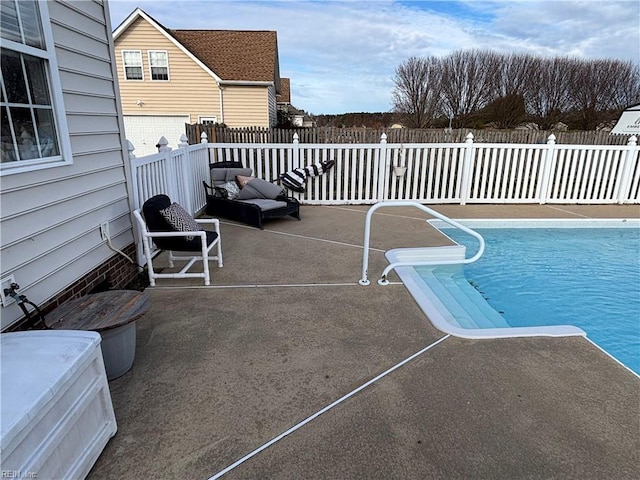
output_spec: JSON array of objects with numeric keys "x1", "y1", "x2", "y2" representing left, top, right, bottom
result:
[{"x1": 129, "y1": 133, "x2": 640, "y2": 214}]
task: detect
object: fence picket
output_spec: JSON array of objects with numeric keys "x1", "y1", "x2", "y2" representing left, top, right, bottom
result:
[{"x1": 130, "y1": 135, "x2": 638, "y2": 214}]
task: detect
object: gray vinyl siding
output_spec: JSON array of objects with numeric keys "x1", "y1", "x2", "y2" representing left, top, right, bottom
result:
[
  {"x1": 0, "y1": 0, "x2": 133, "y2": 329},
  {"x1": 268, "y1": 85, "x2": 277, "y2": 127}
]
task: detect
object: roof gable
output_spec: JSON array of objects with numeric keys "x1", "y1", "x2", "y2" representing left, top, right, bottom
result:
[{"x1": 113, "y1": 9, "x2": 279, "y2": 84}]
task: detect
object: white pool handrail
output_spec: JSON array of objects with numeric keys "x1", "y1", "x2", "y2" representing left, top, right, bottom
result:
[{"x1": 359, "y1": 201, "x2": 486, "y2": 286}]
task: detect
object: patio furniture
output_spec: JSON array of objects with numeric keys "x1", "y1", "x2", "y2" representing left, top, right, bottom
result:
[
  {"x1": 45, "y1": 290, "x2": 150, "y2": 380},
  {"x1": 203, "y1": 161, "x2": 300, "y2": 229},
  {"x1": 1, "y1": 330, "x2": 117, "y2": 479},
  {"x1": 133, "y1": 194, "x2": 223, "y2": 286}
]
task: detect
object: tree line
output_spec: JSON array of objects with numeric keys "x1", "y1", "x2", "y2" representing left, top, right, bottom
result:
[{"x1": 392, "y1": 50, "x2": 640, "y2": 130}]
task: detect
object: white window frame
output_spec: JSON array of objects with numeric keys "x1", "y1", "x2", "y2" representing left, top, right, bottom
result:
[
  {"x1": 122, "y1": 50, "x2": 144, "y2": 81},
  {"x1": 148, "y1": 50, "x2": 169, "y2": 81},
  {"x1": 198, "y1": 116, "x2": 218, "y2": 125},
  {"x1": 0, "y1": 0, "x2": 72, "y2": 176}
]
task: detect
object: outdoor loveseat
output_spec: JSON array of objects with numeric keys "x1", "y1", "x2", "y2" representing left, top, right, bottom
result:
[{"x1": 202, "y1": 161, "x2": 300, "y2": 229}]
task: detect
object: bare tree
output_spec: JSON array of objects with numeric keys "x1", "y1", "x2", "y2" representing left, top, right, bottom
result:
[
  {"x1": 613, "y1": 61, "x2": 640, "y2": 109},
  {"x1": 392, "y1": 56, "x2": 443, "y2": 128},
  {"x1": 497, "y1": 53, "x2": 536, "y2": 97},
  {"x1": 392, "y1": 50, "x2": 640, "y2": 130},
  {"x1": 439, "y1": 50, "x2": 500, "y2": 127},
  {"x1": 524, "y1": 57, "x2": 573, "y2": 129},
  {"x1": 569, "y1": 58, "x2": 631, "y2": 129}
]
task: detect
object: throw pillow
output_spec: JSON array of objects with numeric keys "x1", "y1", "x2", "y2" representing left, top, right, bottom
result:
[
  {"x1": 236, "y1": 174, "x2": 255, "y2": 188},
  {"x1": 220, "y1": 180, "x2": 240, "y2": 199},
  {"x1": 237, "y1": 177, "x2": 285, "y2": 200},
  {"x1": 160, "y1": 203, "x2": 201, "y2": 241}
]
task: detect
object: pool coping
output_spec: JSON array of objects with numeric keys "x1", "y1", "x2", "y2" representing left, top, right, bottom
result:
[{"x1": 386, "y1": 217, "x2": 640, "y2": 341}]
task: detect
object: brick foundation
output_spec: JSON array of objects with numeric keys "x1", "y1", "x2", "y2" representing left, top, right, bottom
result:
[{"x1": 7, "y1": 243, "x2": 141, "y2": 331}]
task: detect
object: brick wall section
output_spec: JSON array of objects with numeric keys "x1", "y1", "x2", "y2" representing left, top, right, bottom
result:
[{"x1": 7, "y1": 244, "x2": 140, "y2": 331}]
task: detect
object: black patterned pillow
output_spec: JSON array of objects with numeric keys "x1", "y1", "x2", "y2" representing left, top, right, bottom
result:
[{"x1": 160, "y1": 203, "x2": 201, "y2": 240}]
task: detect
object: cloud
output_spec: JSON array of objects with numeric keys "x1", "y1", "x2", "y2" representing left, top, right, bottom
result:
[{"x1": 108, "y1": 0, "x2": 639, "y2": 114}]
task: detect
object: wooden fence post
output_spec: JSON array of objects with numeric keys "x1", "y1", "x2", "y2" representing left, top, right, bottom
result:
[
  {"x1": 460, "y1": 132, "x2": 475, "y2": 205},
  {"x1": 538, "y1": 134, "x2": 556, "y2": 204}
]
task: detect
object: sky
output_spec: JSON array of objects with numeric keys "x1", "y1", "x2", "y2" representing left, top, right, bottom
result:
[{"x1": 108, "y1": 0, "x2": 640, "y2": 115}]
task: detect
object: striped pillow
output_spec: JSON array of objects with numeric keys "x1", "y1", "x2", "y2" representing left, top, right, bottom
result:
[{"x1": 160, "y1": 203, "x2": 201, "y2": 241}]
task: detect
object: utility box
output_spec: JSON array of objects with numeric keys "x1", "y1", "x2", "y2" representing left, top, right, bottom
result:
[{"x1": 1, "y1": 330, "x2": 117, "y2": 479}]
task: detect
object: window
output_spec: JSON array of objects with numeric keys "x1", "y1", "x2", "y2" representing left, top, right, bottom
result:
[
  {"x1": 122, "y1": 50, "x2": 143, "y2": 80},
  {"x1": 1, "y1": 0, "x2": 69, "y2": 173},
  {"x1": 199, "y1": 116, "x2": 218, "y2": 125},
  {"x1": 148, "y1": 51, "x2": 169, "y2": 81}
]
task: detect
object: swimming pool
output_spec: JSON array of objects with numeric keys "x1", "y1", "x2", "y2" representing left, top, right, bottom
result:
[{"x1": 389, "y1": 219, "x2": 640, "y2": 375}]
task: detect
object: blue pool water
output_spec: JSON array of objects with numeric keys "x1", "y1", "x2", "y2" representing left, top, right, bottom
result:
[{"x1": 442, "y1": 227, "x2": 640, "y2": 374}]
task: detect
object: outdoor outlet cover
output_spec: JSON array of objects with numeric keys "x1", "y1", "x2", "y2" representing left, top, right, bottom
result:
[{"x1": 0, "y1": 274, "x2": 17, "y2": 307}]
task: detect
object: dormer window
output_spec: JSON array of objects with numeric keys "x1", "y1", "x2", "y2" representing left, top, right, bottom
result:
[
  {"x1": 122, "y1": 50, "x2": 143, "y2": 80},
  {"x1": 148, "y1": 51, "x2": 169, "y2": 81}
]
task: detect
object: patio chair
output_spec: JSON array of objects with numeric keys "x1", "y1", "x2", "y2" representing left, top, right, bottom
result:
[{"x1": 133, "y1": 194, "x2": 222, "y2": 286}]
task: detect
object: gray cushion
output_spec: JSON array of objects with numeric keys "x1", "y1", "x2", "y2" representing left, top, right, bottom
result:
[
  {"x1": 212, "y1": 168, "x2": 252, "y2": 187},
  {"x1": 237, "y1": 178, "x2": 284, "y2": 200},
  {"x1": 237, "y1": 199, "x2": 288, "y2": 211}
]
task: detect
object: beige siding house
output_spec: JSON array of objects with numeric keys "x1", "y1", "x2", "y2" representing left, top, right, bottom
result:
[
  {"x1": 0, "y1": 0, "x2": 137, "y2": 330},
  {"x1": 113, "y1": 9, "x2": 283, "y2": 154}
]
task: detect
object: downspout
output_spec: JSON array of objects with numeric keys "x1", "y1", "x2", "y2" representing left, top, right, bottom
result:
[{"x1": 219, "y1": 85, "x2": 225, "y2": 124}]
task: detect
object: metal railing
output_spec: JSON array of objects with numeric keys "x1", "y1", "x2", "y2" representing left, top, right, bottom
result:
[{"x1": 358, "y1": 201, "x2": 485, "y2": 286}]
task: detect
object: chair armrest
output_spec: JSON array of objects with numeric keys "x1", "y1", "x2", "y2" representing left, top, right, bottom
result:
[
  {"x1": 143, "y1": 230, "x2": 208, "y2": 239},
  {"x1": 194, "y1": 218, "x2": 219, "y2": 226},
  {"x1": 195, "y1": 217, "x2": 220, "y2": 234}
]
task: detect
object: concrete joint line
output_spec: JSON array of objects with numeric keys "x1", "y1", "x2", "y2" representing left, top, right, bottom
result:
[
  {"x1": 207, "y1": 334, "x2": 451, "y2": 480},
  {"x1": 544, "y1": 205, "x2": 591, "y2": 218},
  {"x1": 219, "y1": 220, "x2": 386, "y2": 252},
  {"x1": 150, "y1": 282, "x2": 370, "y2": 290}
]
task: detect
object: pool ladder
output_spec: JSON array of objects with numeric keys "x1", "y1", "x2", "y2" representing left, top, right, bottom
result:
[{"x1": 359, "y1": 201, "x2": 486, "y2": 286}]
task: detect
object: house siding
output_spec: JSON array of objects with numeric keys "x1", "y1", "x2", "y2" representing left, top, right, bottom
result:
[
  {"x1": 0, "y1": 0, "x2": 136, "y2": 330},
  {"x1": 222, "y1": 86, "x2": 270, "y2": 127},
  {"x1": 114, "y1": 17, "x2": 221, "y2": 124},
  {"x1": 267, "y1": 85, "x2": 277, "y2": 127}
]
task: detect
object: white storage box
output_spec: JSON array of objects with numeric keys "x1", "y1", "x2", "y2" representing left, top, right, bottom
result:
[{"x1": 1, "y1": 330, "x2": 117, "y2": 479}]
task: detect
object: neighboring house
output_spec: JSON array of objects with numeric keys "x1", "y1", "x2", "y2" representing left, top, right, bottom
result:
[
  {"x1": 276, "y1": 77, "x2": 291, "y2": 110},
  {"x1": 275, "y1": 78, "x2": 315, "y2": 127},
  {"x1": 113, "y1": 9, "x2": 283, "y2": 155},
  {"x1": 0, "y1": 0, "x2": 137, "y2": 330}
]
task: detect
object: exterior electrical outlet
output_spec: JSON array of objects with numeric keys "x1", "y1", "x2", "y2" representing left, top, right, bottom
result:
[
  {"x1": 100, "y1": 223, "x2": 110, "y2": 241},
  {"x1": 1, "y1": 275, "x2": 17, "y2": 307}
]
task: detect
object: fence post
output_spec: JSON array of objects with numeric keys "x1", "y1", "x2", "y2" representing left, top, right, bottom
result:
[
  {"x1": 200, "y1": 131, "x2": 208, "y2": 144},
  {"x1": 615, "y1": 135, "x2": 638, "y2": 204},
  {"x1": 292, "y1": 132, "x2": 300, "y2": 169},
  {"x1": 178, "y1": 134, "x2": 189, "y2": 149},
  {"x1": 459, "y1": 133, "x2": 474, "y2": 205},
  {"x1": 377, "y1": 133, "x2": 388, "y2": 201},
  {"x1": 157, "y1": 136, "x2": 170, "y2": 152},
  {"x1": 538, "y1": 134, "x2": 556, "y2": 204},
  {"x1": 127, "y1": 140, "x2": 147, "y2": 267},
  {"x1": 127, "y1": 140, "x2": 138, "y2": 208}
]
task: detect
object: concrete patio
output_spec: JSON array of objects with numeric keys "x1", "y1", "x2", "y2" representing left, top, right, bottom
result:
[{"x1": 89, "y1": 203, "x2": 639, "y2": 480}]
